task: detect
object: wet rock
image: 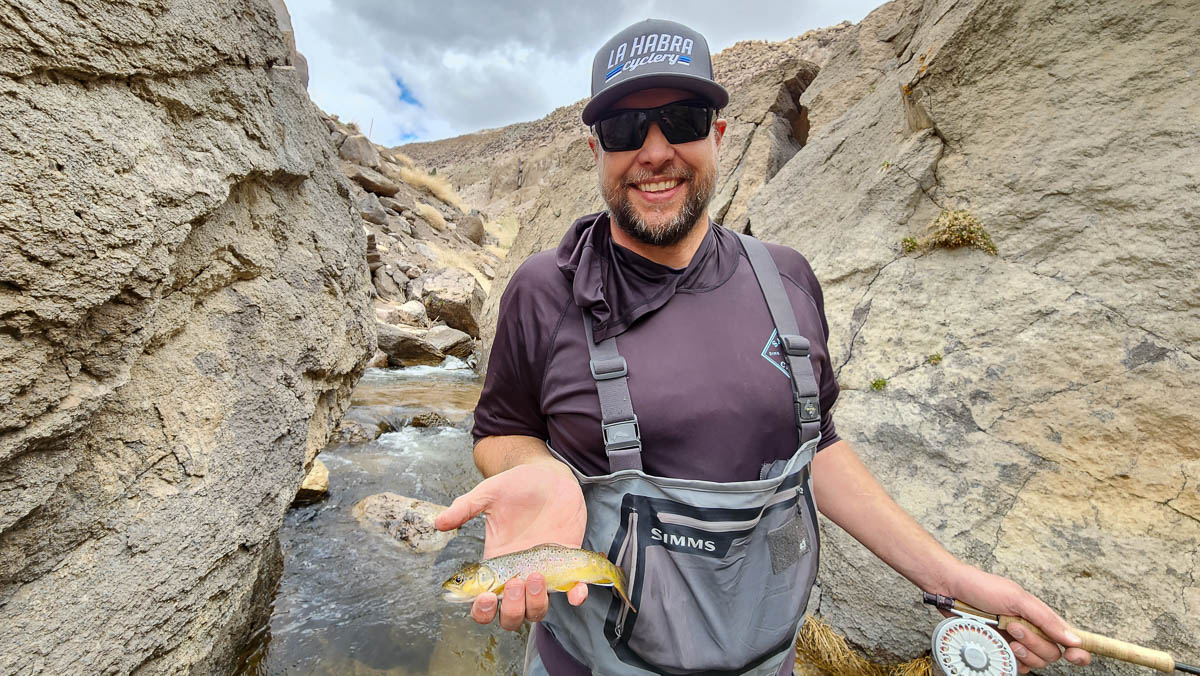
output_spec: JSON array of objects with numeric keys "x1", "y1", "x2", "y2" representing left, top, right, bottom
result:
[
  {"x1": 425, "y1": 325, "x2": 473, "y2": 359},
  {"x1": 353, "y1": 493, "x2": 455, "y2": 553},
  {"x1": 333, "y1": 417, "x2": 380, "y2": 445},
  {"x1": 344, "y1": 163, "x2": 400, "y2": 197},
  {"x1": 375, "y1": 322, "x2": 442, "y2": 367},
  {"x1": 339, "y1": 134, "x2": 382, "y2": 168},
  {"x1": 409, "y1": 411, "x2": 451, "y2": 428},
  {"x1": 421, "y1": 268, "x2": 486, "y2": 338},
  {"x1": 293, "y1": 458, "x2": 329, "y2": 506}
]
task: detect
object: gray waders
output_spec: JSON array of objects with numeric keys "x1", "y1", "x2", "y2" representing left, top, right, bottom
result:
[{"x1": 530, "y1": 234, "x2": 822, "y2": 675}]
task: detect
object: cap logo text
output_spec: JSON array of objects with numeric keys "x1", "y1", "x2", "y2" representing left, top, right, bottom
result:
[{"x1": 605, "y1": 33, "x2": 694, "y2": 81}]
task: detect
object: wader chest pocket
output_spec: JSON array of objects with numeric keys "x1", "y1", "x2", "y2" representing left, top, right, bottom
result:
[{"x1": 601, "y1": 485, "x2": 818, "y2": 674}]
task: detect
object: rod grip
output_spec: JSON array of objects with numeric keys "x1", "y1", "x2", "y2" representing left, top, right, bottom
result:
[{"x1": 999, "y1": 616, "x2": 1176, "y2": 673}]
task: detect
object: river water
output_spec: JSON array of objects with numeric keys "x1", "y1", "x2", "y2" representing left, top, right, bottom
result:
[{"x1": 239, "y1": 363, "x2": 527, "y2": 675}]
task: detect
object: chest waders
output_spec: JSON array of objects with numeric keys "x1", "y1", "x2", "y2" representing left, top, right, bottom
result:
[{"x1": 530, "y1": 234, "x2": 822, "y2": 676}]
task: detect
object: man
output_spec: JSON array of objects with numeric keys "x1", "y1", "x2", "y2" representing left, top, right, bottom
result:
[{"x1": 436, "y1": 19, "x2": 1091, "y2": 675}]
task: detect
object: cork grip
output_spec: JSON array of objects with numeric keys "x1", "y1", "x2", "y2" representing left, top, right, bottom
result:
[{"x1": 999, "y1": 616, "x2": 1176, "y2": 673}]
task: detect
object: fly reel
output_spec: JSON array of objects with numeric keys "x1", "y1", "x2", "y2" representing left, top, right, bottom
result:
[{"x1": 931, "y1": 615, "x2": 1017, "y2": 676}]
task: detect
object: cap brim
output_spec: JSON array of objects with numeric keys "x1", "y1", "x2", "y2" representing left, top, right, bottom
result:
[{"x1": 581, "y1": 74, "x2": 729, "y2": 125}]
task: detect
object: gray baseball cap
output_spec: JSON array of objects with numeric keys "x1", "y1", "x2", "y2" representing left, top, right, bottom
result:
[{"x1": 582, "y1": 19, "x2": 729, "y2": 126}]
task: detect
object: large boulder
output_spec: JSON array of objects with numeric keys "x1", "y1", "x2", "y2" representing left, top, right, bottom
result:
[
  {"x1": 353, "y1": 493, "x2": 455, "y2": 553},
  {"x1": 425, "y1": 325, "x2": 473, "y2": 359},
  {"x1": 375, "y1": 322, "x2": 442, "y2": 367},
  {"x1": 0, "y1": 0, "x2": 374, "y2": 673},
  {"x1": 421, "y1": 268, "x2": 486, "y2": 338},
  {"x1": 338, "y1": 133, "x2": 382, "y2": 168},
  {"x1": 344, "y1": 163, "x2": 400, "y2": 197}
]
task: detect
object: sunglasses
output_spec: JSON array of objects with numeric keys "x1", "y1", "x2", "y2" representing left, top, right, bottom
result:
[{"x1": 593, "y1": 100, "x2": 716, "y2": 152}]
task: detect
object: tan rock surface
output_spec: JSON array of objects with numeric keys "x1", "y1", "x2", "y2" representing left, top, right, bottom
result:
[
  {"x1": 293, "y1": 458, "x2": 330, "y2": 505},
  {"x1": 0, "y1": 0, "x2": 373, "y2": 673},
  {"x1": 353, "y1": 493, "x2": 455, "y2": 553}
]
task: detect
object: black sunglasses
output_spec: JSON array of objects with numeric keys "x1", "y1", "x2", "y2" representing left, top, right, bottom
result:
[{"x1": 593, "y1": 99, "x2": 716, "y2": 152}]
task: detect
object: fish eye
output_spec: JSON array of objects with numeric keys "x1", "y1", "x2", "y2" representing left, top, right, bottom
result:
[{"x1": 453, "y1": 575, "x2": 464, "y2": 584}]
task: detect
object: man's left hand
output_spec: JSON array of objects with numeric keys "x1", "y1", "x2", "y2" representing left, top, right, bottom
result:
[{"x1": 947, "y1": 566, "x2": 1090, "y2": 673}]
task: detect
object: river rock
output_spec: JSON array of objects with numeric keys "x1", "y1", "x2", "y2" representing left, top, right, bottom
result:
[
  {"x1": 421, "y1": 268, "x2": 486, "y2": 338},
  {"x1": 375, "y1": 322, "x2": 443, "y2": 367},
  {"x1": 344, "y1": 163, "x2": 401, "y2": 197},
  {"x1": 333, "y1": 417, "x2": 380, "y2": 445},
  {"x1": 338, "y1": 133, "x2": 382, "y2": 168},
  {"x1": 425, "y1": 325, "x2": 473, "y2": 359},
  {"x1": 353, "y1": 493, "x2": 455, "y2": 553},
  {"x1": 409, "y1": 411, "x2": 451, "y2": 428},
  {"x1": 368, "y1": 349, "x2": 389, "y2": 368},
  {"x1": 0, "y1": 1, "x2": 374, "y2": 673},
  {"x1": 292, "y1": 458, "x2": 330, "y2": 505}
]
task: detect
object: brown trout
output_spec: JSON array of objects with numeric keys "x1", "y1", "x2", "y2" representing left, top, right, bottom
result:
[{"x1": 442, "y1": 543, "x2": 635, "y2": 612}]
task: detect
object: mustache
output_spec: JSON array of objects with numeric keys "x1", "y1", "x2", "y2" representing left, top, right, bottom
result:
[{"x1": 623, "y1": 168, "x2": 694, "y2": 185}]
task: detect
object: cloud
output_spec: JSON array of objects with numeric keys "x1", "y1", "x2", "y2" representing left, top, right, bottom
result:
[{"x1": 289, "y1": 0, "x2": 885, "y2": 145}]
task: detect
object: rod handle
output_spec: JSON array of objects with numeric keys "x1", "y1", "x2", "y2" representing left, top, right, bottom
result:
[{"x1": 999, "y1": 616, "x2": 1176, "y2": 673}]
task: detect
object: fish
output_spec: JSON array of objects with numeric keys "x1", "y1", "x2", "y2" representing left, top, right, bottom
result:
[{"x1": 441, "y1": 543, "x2": 636, "y2": 613}]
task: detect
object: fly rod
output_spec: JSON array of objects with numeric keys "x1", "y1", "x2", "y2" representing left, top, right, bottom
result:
[{"x1": 923, "y1": 593, "x2": 1199, "y2": 674}]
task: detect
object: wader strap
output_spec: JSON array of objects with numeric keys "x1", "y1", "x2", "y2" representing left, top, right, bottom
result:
[
  {"x1": 736, "y1": 233, "x2": 822, "y2": 446},
  {"x1": 583, "y1": 316, "x2": 643, "y2": 472}
]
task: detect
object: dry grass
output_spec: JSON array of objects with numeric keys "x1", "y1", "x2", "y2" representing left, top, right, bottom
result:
[
  {"x1": 794, "y1": 616, "x2": 932, "y2": 676},
  {"x1": 396, "y1": 165, "x2": 467, "y2": 212},
  {"x1": 928, "y1": 209, "x2": 997, "y2": 255},
  {"x1": 388, "y1": 150, "x2": 416, "y2": 168},
  {"x1": 414, "y1": 202, "x2": 447, "y2": 232}
]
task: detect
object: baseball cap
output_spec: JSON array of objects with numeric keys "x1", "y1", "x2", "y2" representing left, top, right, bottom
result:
[{"x1": 582, "y1": 19, "x2": 729, "y2": 126}]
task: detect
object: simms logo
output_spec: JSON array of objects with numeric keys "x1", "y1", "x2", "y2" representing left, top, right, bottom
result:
[{"x1": 650, "y1": 527, "x2": 716, "y2": 552}]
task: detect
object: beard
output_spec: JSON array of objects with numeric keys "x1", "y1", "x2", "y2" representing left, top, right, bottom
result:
[{"x1": 601, "y1": 163, "x2": 716, "y2": 247}]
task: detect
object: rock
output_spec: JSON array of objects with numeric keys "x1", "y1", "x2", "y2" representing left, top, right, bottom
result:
[
  {"x1": 344, "y1": 163, "x2": 401, "y2": 197},
  {"x1": 459, "y1": 210, "x2": 485, "y2": 245},
  {"x1": 421, "y1": 268, "x2": 486, "y2": 338},
  {"x1": 409, "y1": 411, "x2": 451, "y2": 428},
  {"x1": 383, "y1": 213, "x2": 412, "y2": 237},
  {"x1": 333, "y1": 417, "x2": 380, "y2": 445},
  {"x1": 407, "y1": 273, "x2": 426, "y2": 300},
  {"x1": 292, "y1": 458, "x2": 329, "y2": 505},
  {"x1": 330, "y1": 128, "x2": 347, "y2": 148},
  {"x1": 425, "y1": 325, "x2": 473, "y2": 359},
  {"x1": 358, "y1": 192, "x2": 388, "y2": 225},
  {"x1": 292, "y1": 50, "x2": 309, "y2": 89},
  {"x1": 373, "y1": 267, "x2": 405, "y2": 302},
  {"x1": 405, "y1": 266, "x2": 422, "y2": 280},
  {"x1": 353, "y1": 493, "x2": 455, "y2": 553},
  {"x1": 375, "y1": 322, "x2": 443, "y2": 367},
  {"x1": 368, "y1": 349, "x2": 389, "y2": 368},
  {"x1": 395, "y1": 300, "x2": 429, "y2": 326},
  {"x1": 338, "y1": 134, "x2": 382, "y2": 168},
  {"x1": 379, "y1": 195, "x2": 408, "y2": 212},
  {"x1": 0, "y1": 1, "x2": 375, "y2": 671}
]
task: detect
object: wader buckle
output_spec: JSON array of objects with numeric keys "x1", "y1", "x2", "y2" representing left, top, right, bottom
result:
[
  {"x1": 781, "y1": 334, "x2": 810, "y2": 357},
  {"x1": 590, "y1": 356, "x2": 628, "y2": 381},
  {"x1": 602, "y1": 416, "x2": 641, "y2": 450}
]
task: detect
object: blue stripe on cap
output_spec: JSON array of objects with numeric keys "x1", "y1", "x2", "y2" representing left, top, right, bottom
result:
[
  {"x1": 678, "y1": 56, "x2": 691, "y2": 63},
  {"x1": 605, "y1": 65, "x2": 623, "y2": 80}
]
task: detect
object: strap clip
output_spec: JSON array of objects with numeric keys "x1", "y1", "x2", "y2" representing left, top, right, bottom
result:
[
  {"x1": 602, "y1": 417, "x2": 641, "y2": 450},
  {"x1": 781, "y1": 334, "x2": 810, "y2": 357},
  {"x1": 796, "y1": 396, "x2": 820, "y2": 423},
  {"x1": 589, "y1": 356, "x2": 628, "y2": 381}
]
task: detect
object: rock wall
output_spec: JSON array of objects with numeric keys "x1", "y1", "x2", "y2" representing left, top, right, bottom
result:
[
  {"x1": 407, "y1": 1, "x2": 1199, "y2": 672},
  {"x1": 0, "y1": 1, "x2": 373, "y2": 672}
]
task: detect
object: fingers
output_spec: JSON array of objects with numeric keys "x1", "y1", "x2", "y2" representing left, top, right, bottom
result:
[
  {"x1": 434, "y1": 486, "x2": 492, "y2": 531},
  {"x1": 499, "y1": 578, "x2": 526, "y2": 631},
  {"x1": 566, "y1": 582, "x2": 588, "y2": 606},
  {"x1": 470, "y1": 592, "x2": 497, "y2": 624},
  {"x1": 1063, "y1": 646, "x2": 1091, "y2": 666},
  {"x1": 1007, "y1": 622, "x2": 1060, "y2": 671},
  {"x1": 524, "y1": 573, "x2": 549, "y2": 622}
]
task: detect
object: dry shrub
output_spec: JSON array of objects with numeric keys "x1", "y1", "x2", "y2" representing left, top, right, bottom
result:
[
  {"x1": 396, "y1": 165, "x2": 467, "y2": 212},
  {"x1": 794, "y1": 616, "x2": 932, "y2": 676},
  {"x1": 414, "y1": 202, "x2": 447, "y2": 231},
  {"x1": 388, "y1": 150, "x2": 416, "y2": 168},
  {"x1": 928, "y1": 209, "x2": 997, "y2": 255}
]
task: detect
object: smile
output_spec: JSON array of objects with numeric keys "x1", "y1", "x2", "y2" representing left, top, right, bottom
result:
[{"x1": 633, "y1": 179, "x2": 681, "y2": 193}]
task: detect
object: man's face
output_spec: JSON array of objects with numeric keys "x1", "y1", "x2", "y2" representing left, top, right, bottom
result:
[{"x1": 591, "y1": 88, "x2": 725, "y2": 248}]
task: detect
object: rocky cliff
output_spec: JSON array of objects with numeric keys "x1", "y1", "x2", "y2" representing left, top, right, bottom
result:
[
  {"x1": 405, "y1": 1, "x2": 1199, "y2": 672},
  {"x1": 0, "y1": 1, "x2": 373, "y2": 672}
]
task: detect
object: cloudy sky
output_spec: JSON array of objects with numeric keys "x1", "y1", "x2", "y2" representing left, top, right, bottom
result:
[{"x1": 289, "y1": 1, "x2": 886, "y2": 146}]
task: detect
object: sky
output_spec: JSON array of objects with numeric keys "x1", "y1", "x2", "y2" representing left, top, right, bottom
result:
[{"x1": 288, "y1": 1, "x2": 887, "y2": 146}]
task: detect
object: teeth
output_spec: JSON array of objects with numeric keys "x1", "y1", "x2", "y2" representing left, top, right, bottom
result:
[{"x1": 635, "y1": 179, "x2": 680, "y2": 193}]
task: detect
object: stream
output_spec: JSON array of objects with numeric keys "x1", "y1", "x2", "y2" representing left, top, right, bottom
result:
[{"x1": 238, "y1": 362, "x2": 527, "y2": 675}]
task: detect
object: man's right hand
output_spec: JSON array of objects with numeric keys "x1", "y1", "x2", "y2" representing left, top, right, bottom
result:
[{"x1": 434, "y1": 458, "x2": 589, "y2": 630}]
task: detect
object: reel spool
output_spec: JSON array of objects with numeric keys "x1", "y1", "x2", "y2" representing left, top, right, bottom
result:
[{"x1": 931, "y1": 616, "x2": 1017, "y2": 676}]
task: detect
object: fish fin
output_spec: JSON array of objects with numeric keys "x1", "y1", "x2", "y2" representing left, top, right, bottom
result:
[
  {"x1": 595, "y1": 577, "x2": 637, "y2": 614},
  {"x1": 492, "y1": 582, "x2": 506, "y2": 596},
  {"x1": 552, "y1": 582, "x2": 578, "y2": 592}
]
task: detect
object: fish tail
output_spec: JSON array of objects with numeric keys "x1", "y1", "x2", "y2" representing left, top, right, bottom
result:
[{"x1": 604, "y1": 560, "x2": 637, "y2": 614}]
